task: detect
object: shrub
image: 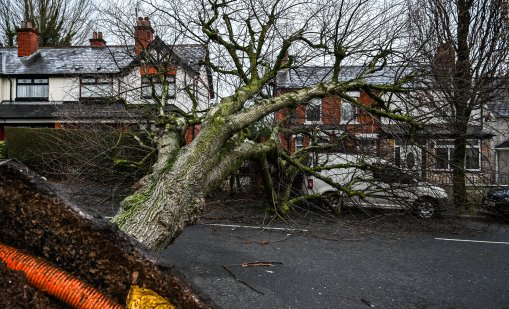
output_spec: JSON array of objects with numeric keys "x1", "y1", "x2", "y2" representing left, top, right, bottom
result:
[
  {"x1": 5, "y1": 127, "x2": 154, "y2": 182},
  {"x1": 0, "y1": 141, "x2": 6, "y2": 159}
]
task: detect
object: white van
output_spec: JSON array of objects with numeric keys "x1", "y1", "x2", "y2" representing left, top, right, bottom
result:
[{"x1": 302, "y1": 153, "x2": 449, "y2": 218}]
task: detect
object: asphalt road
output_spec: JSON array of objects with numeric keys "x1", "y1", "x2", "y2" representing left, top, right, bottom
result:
[{"x1": 160, "y1": 217, "x2": 509, "y2": 309}]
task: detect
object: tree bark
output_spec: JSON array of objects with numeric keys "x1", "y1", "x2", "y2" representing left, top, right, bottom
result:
[{"x1": 450, "y1": 0, "x2": 473, "y2": 209}]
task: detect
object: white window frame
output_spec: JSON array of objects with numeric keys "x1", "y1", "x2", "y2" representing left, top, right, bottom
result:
[
  {"x1": 434, "y1": 140, "x2": 454, "y2": 171},
  {"x1": 141, "y1": 75, "x2": 176, "y2": 99},
  {"x1": 80, "y1": 76, "x2": 114, "y2": 98},
  {"x1": 433, "y1": 139, "x2": 481, "y2": 171},
  {"x1": 340, "y1": 91, "x2": 360, "y2": 124},
  {"x1": 16, "y1": 78, "x2": 49, "y2": 100},
  {"x1": 465, "y1": 140, "x2": 481, "y2": 171},
  {"x1": 294, "y1": 134, "x2": 304, "y2": 150},
  {"x1": 304, "y1": 98, "x2": 322, "y2": 124}
]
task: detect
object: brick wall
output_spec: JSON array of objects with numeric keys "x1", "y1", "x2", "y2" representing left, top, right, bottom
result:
[{"x1": 17, "y1": 28, "x2": 39, "y2": 57}]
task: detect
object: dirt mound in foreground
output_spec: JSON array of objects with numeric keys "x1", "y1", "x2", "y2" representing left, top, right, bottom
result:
[{"x1": 0, "y1": 159, "x2": 215, "y2": 308}]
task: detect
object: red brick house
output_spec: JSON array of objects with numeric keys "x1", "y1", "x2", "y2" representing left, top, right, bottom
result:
[
  {"x1": 274, "y1": 66, "x2": 385, "y2": 154},
  {"x1": 273, "y1": 65, "x2": 500, "y2": 187}
]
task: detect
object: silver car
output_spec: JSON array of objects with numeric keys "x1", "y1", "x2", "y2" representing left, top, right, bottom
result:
[{"x1": 302, "y1": 153, "x2": 449, "y2": 218}]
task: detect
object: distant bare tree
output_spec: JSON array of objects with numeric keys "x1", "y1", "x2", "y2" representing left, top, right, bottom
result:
[
  {"x1": 0, "y1": 0, "x2": 93, "y2": 46},
  {"x1": 406, "y1": 0, "x2": 509, "y2": 208}
]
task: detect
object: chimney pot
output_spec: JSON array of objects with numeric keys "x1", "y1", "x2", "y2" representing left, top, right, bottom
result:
[{"x1": 89, "y1": 31, "x2": 106, "y2": 47}]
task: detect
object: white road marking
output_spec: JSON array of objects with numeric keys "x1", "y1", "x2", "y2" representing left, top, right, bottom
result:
[
  {"x1": 435, "y1": 238, "x2": 509, "y2": 245},
  {"x1": 205, "y1": 223, "x2": 308, "y2": 232}
]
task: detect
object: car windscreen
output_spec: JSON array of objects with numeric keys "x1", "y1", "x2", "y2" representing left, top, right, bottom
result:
[{"x1": 371, "y1": 164, "x2": 417, "y2": 184}]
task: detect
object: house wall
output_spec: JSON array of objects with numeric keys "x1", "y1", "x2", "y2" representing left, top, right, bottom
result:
[
  {"x1": 485, "y1": 116, "x2": 509, "y2": 184},
  {"x1": 48, "y1": 77, "x2": 79, "y2": 101},
  {"x1": 275, "y1": 90, "x2": 381, "y2": 153},
  {"x1": 120, "y1": 66, "x2": 210, "y2": 112},
  {"x1": 381, "y1": 90, "x2": 483, "y2": 126},
  {"x1": 0, "y1": 76, "x2": 78, "y2": 102},
  {"x1": 0, "y1": 78, "x2": 11, "y2": 101},
  {"x1": 381, "y1": 137, "x2": 495, "y2": 186}
]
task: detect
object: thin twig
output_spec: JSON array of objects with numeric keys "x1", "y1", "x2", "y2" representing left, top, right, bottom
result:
[{"x1": 222, "y1": 265, "x2": 264, "y2": 294}]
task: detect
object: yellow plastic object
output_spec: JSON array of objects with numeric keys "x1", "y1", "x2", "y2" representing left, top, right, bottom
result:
[{"x1": 127, "y1": 285, "x2": 175, "y2": 309}]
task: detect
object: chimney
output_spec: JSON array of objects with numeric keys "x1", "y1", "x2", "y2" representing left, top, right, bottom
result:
[
  {"x1": 17, "y1": 21, "x2": 39, "y2": 57},
  {"x1": 89, "y1": 31, "x2": 106, "y2": 47},
  {"x1": 135, "y1": 17, "x2": 154, "y2": 55}
]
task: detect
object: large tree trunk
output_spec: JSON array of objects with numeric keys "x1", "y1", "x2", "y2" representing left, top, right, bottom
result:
[
  {"x1": 450, "y1": 0, "x2": 473, "y2": 209},
  {"x1": 112, "y1": 114, "x2": 275, "y2": 250},
  {"x1": 113, "y1": 169, "x2": 207, "y2": 251},
  {"x1": 451, "y1": 130, "x2": 468, "y2": 209}
]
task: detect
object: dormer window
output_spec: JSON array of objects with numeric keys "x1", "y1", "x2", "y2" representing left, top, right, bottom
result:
[
  {"x1": 141, "y1": 75, "x2": 176, "y2": 99},
  {"x1": 16, "y1": 78, "x2": 48, "y2": 101},
  {"x1": 80, "y1": 77, "x2": 114, "y2": 98}
]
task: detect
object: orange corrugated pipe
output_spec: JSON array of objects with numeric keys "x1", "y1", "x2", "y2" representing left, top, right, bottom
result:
[{"x1": 0, "y1": 242, "x2": 124, "y2": 309}]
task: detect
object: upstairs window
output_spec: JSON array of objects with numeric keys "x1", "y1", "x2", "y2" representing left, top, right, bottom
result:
[
  {"x1": 141, "y1": 75, "x2": 176, "y2": 99},
  {"x1": 341, "y1": 91, "x2": 360, "y2": 124},
  {"x1": 16, "y1": 78, "x2": 48, "y2": 100},
  {"x1": 294, "y1": 134, "x2": 304, "y2": 150},
  {"x1": 305, "y1": 98, "x2": 321, "y2": 123},
  {"x1": 80, "y1": 77, "x2": 114, "y2": 98}
]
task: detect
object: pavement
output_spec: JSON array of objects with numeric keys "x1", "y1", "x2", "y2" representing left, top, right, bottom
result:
[{"x1": 160, "y1": 215, "x2": 509, "y2": 309}]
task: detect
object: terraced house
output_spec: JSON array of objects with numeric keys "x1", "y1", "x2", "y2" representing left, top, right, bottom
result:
[
  {"x1": 0, "y1": 18, "x2": 213, "y2": 141},
  {"x1": 274, "y1": 65, "x2": 503, "y2": 187}
]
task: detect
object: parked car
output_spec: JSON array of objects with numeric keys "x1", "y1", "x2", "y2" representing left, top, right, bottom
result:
[
  {"x1": 482, "y1": 187, "x2": 509, "y2": 218},
  {"x1": 302, "y1": 153, "x2": 449, "y2": 218}
]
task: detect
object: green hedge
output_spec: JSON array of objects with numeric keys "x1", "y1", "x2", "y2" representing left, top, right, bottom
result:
[
  {"x1": 0, "y1": 141, "x2": 6, "y2": 159},
  {"x1": 5, "y1": 127, "x2": 154, "y2": 182}
]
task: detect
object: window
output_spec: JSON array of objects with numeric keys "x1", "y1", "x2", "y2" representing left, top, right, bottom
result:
[
  {"x1": 289, "y1": 108, "x2": 299, "y2": 124},
  {"x1": 294, "y1": 134, "x2": 304, "y2": 150},
  {"x1": 305, "y1": 99, "x2": 321, "y2": 123},
  {"x1": 16, "y1": 78, "x2": 48, "y2": 100},
  {"x1": 433, "y1": 139, "x2": 481, "y2": 171},
  {"x1": 340, "y1": 91, "x2": 360, "y2": 124},
  {"x1": 80, "y1": 77, "x2": 114, "y2": 98},
  {"x1": 372, "y1": 164, "x2": 415, "y2": 184},
  {"x1": 465, "y1": 141, "x2": 481, "y2": 170},
  {"x1": 435, "y1": 147, "x2": 450, "y2": 170},
  {"x1": 434, "y1": 140, "x2": 454, "y2": 170},
  {"x1": 394, "y1": 145, "x2": 422, "y2": 172},
  {"x1": 141, "y1": 75, "x2": 176, "y2": 99}
]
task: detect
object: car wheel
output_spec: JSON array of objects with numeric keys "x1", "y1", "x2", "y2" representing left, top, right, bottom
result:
[
  {"x1": 413, "y1": 198, "x2": 436, "y2": 219},
  {"x1": 323, "y1": 193, "x2": 343, "y2": 215}
]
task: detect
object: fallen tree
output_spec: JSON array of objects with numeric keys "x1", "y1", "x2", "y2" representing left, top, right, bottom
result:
[{"x1": 106, "y1": 0, "x2": 418, "y2": 250}]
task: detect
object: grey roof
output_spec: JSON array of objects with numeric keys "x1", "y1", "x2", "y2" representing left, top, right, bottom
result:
[
  {"x1": 496, "y1": 140, "x2": 509, "y2": 149},
  {"x1": 276, "y1": 66, "x2": 406, "y2": 89},
  {"x1": 0, "y1": 46, "x2": 134, "y2": 75},
  {"x1": 489, "y1": 102, "x2": 509, "y2": 117},
  {"x1": 0, "y1": 43, "x2": 207, "y2": 76},
  {"x1": 0, "y1": 102, "x2": 58, "y2": 119},
  {"x1": 0, "y1": 102, "x2": 178, "y2": 121},
  {"x1": 166, "y1": 44, "x2": 207, "y2": 73},
  {"x1": 380, "y1": 124, "x2": 493, "y2": 139}
]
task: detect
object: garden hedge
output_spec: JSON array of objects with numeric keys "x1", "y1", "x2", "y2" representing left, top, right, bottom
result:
[{"x1": 5, "y1": 127, "x2": 153, "y2": 182}]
